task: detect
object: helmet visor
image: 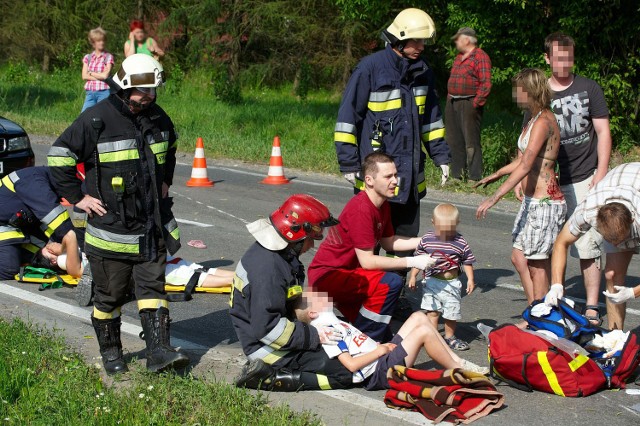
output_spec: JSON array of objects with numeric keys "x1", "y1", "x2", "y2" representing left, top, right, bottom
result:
[{"x1": 130, "y1": 70, "x2": 165, "y2": 86}]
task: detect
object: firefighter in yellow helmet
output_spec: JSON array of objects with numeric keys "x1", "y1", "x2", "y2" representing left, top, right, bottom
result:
[
  {"x1": 335, "y1": 8, "x2": 450, "y2": 255},
  {"x1": 48, "y1": 54, "x2": 187, "y2": 375}
]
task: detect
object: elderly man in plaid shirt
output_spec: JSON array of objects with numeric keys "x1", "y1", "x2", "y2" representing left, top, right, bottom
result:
[
  {"x1": 445, "y1": 27, "x2": 492, "y2": 183},
  {"x1": 551, "y1": 163, "x2": 640, "y2": 330}
]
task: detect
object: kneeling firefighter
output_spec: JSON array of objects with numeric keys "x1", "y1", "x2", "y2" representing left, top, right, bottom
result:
[
  {"x1": 230, "y1": 194, "x2": 352, "y2": 391},
  {"x1": 48, "y1": 54, "x2": 187, "y2": 375}
]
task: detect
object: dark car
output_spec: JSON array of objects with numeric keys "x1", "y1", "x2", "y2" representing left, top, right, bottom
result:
[{"x1": 0, "y1": 116, "x2": 35, "y2": 177}]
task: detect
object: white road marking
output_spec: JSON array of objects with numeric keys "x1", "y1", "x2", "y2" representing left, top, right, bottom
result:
[
  {"x1": 0, "y1": 283, "x2": 206, "y2": 351},
  {"x1": 206, "y1": 205, "x2": 249, "y2": 224},
  {"x1": 495, "y1": 282, "x2": 640, "y2": 316},
  {"x1": 171, "y1": 191, "x2": 250, "y2": 224},
  {"x1": 0, "y1": 282, "x2": 427, "y2": 423},
  {"x1": 176, "y1": 218, "x2": 214, "y2": 228}
]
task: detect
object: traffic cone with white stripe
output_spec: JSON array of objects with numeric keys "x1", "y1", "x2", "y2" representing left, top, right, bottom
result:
[
  {"x1": 261, "y1": 136, "x2": 290, "y2": 185},
  {"x1": 186, "y1": 137, "x2": 214, "y2": 187}
]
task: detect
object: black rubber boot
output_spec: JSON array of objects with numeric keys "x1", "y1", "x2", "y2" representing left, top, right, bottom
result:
[
  {"x1": 91, "y1": 316, "x2": 128, "y2": 375},
  {"x1": 139, "y1": 307, "x2": 190, "y2": 372},
  {"x1": 235, "y1": 359, "x2": 305, "y2": 392}
]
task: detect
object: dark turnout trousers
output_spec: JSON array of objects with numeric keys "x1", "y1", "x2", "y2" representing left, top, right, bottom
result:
[{"x1": 445, "y1": 97, "x2": 484, "y2": 181}]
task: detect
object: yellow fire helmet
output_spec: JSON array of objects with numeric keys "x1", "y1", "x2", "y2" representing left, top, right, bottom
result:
[{"x1": 383, "y1": 8, "x2": 437, "y2": 45}]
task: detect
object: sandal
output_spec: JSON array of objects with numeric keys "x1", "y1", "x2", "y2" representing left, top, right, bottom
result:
[
  {"x1": 445, "y1": 336, "x2": 470, "y2": 351},
  {"x1": 584, "y1": 305, "x2": 603, "y2": 326}
]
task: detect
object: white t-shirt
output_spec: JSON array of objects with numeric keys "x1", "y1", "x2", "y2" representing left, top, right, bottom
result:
[
  {"x1": 310, "y1": 311, "x2": 379, "y2": 383},
  {"x1": 165, "y1": 256, "x2": 214, "y2": 286}
]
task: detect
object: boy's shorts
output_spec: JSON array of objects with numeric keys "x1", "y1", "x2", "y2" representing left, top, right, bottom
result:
[
  {"x1": 421, "y1": 277, "x2": 462, "y2": 321},
  {"x1": 512, "y1": 196, "x2": 566, "y2": 260},
  {"x1": 364, "y1": 334, "x2": 408, "y2": 391},
  {"x1": 562, "y1": 176, "x2": 603, "y2": 260}
]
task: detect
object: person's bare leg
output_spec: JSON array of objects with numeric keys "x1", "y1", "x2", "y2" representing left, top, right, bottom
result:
[
  {"x1": 512, "y1": 248, "x2": 534, "y2": 303},
  {"x1": 444, "y1": 319, "x2": 457, "y2": 339},
  {"x1": 426, "y1": 311, "x2": 439, "y2": 330},
  {"x1": 604, "y1": 251, "x2": 633, "y2": 330},
  {"x1": 396, "y1": 314, "x2": 461, "y2": 368},
  {"x1": 200, "y1": 275, "x2": 233, "y2": 288},
  {"x1": 581, "y1": 258, "x2": 602, "y2": 323},
  {"x1": 528, "y1": 259, "x2": 551, "y2": 301}
]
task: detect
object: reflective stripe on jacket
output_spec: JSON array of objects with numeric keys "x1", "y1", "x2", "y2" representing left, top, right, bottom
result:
[
  {"x1": 48, "y1": 95, "x2": 180, "y2": 260},
  {"x1": 335, "y1": 45, "x2": 450, "y2": 204},
  {"x1": 0, "y1": 167, "x2": 73, "y2": 246}
]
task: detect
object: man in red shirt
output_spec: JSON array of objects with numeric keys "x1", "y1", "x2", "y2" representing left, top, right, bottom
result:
[
  {"x1": 445, "y1": 27, "x2": 492, "y2": 183},
  {"x1": 308, "y1": 153, "x2": 435, "y2": 342}
]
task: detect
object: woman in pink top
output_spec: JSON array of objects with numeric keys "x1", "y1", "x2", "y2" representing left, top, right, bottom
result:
[{"x1": 81, "y1": 27, "x2": 114, "y2": 112}]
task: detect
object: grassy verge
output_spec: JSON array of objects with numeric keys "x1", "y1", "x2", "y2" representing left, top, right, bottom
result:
[
  {"x1": 0, "y1": 318, "x2": 318, "y2": 425},
  {"x1": 8, "y1": 66, "x2": 634, "y2": 196}
]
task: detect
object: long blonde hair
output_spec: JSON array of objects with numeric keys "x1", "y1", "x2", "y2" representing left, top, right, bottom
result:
[{"x1": 513, "y1": 68, "x2": 552, "y2": 112}]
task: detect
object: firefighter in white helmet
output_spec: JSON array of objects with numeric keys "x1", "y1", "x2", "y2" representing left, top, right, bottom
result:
[
  {"x1": 48, "y1": 54, "x2": 187, "y2": 375},
  {"x1": 333, "y1": 8, "x2": 450, "y2": 274}
]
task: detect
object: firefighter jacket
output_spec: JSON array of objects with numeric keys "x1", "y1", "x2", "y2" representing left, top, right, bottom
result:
[
  {"x1": 47, "y1": 94, "x2": 180, "y2": 261},
  {"x1": 229, "y1": 242, "x2": 321, "y2": 365},
  {"x1": 334, "y1": 45, "x2": 451, "y2": 204},
  {"x1": 0, "y1": 166, "x2": 73, "y2": 252}
]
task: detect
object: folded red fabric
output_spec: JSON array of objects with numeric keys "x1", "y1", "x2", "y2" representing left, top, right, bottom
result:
[{"x1": 384, "y1": 366, "x2": 505, "y2": 424}]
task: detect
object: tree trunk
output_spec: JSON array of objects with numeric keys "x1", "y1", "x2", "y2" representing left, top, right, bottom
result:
[
  {"x1": 42, "y1": 53, "x2": 50, "y2": 73},
  {"x1": 137, "y1": 0, "x2": 144, "y2": 19},
  {"x1": 341, "y1": 30, "x2": 353, "y2": 88},
  {"x1": 228, "y1": 0, "x2": 241, "y2": 81}
]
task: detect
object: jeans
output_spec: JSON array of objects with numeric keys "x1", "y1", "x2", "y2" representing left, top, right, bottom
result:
[{"x1": 81, "y1": 89, "x2": 110, "y2": 112}]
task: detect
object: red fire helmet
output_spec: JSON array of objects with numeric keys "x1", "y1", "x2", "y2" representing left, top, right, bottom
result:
[{"x1": 270, "y1": 194, "x2": 339, "y2": 243}]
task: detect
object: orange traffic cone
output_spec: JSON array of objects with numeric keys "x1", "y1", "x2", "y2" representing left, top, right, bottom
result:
[
  {"x1": 186, "y1": 137, "x2": 214, "y2": 187},
  {"x1": 261, "y1": 136, "x2": 290, "y2": 185}
]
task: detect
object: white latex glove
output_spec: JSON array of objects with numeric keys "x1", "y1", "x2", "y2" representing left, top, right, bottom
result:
[
  {"x1": 343, "y1": 172, "x2": 356, "y2": 186},
  {"x1": 544, "y1": 283, "x2": 564, "y2": 306},
  {"x1": 318, "y1": 326, "x2": 343, "y2": 345},
  {"x1": 440, "y1": 164, "x2": 450, "y2": 186},
  {"x1": 603, "y1": 286, "x2": 636, "y2": 304},
  {"x1": 406, "y1": 254, "x2": 437, "y2": 270}
]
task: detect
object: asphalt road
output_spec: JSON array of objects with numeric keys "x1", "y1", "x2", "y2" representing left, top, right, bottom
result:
[{"x1": 1, "y1": 140, "x2": 640, "y2": 425}]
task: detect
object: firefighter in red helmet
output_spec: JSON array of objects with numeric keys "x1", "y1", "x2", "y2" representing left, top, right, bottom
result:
[{"x1": 230, "y1": 194, "x2": 352, "y2": 391}]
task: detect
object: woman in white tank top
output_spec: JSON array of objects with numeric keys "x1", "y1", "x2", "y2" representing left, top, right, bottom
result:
[{"x1": 473, "y1": 68, "x2": 566, "y2": 305}]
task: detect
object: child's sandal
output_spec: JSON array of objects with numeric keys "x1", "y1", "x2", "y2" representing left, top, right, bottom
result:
[{"x1": 445, "y1": 336, "x2": 470, "y2": 351}]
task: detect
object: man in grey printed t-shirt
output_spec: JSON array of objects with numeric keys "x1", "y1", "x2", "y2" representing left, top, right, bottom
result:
[{"x1": 519, "y1": 32, "x2": 612, "y2": 326}]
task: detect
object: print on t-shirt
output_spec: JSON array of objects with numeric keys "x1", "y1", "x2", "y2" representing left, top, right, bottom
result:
[{"x1": 552, "y1": 91, "x2": 591, "y2": 146}]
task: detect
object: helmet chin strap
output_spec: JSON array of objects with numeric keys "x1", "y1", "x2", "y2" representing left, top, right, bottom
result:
[{"x1": 289, "y1": 240, "x2": 306, "y2": 256}]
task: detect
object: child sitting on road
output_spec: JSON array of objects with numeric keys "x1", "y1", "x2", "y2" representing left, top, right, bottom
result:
[
  {"x1": 294, "y1": 291, "x2": 488, "y2": 391},
  {"x1": 408, "y1": 203, "x2": 476, "y2": 351}
]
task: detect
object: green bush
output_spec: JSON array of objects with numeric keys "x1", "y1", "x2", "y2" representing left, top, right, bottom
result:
[{"x1": 211, "y1": 66, "x2": 243, "y2": 105}]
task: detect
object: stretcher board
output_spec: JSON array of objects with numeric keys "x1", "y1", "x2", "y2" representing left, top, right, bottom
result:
[
  {"x1": 14, "y1": 274, "x2": 231, "y2": 294},
  {"x1": 14, "y1": 273, "x2": 79, "y2": 286},
  {"x1": 164, "y1": 284, "x2": 231, "y2": 294}
]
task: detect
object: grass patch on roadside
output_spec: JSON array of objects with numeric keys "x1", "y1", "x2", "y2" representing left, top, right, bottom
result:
[
  {"x1": 0, "y1": 318, "x2": 319, "y2": 425},
  {"x1": 0, "y1": 65, "x2": 537, "y2": 195}
]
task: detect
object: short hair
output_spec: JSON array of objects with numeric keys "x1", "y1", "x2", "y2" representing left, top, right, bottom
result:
[
  {"x1": 130, "y1": 19, "x2": 145, "y2": 32},
  {"x1": 544, "y1": 32, "x2": 575, "y2": 56},
  {"x1": 466, "y1": 35, "x2": 478, "y2": 45},
  {"x1": 433, "y1": 203, "x2": 459, "y2": 222},
  {"x1": 362, "y1": 152, "x2": 395, "y2": 178},
  {"x1": 31, "y1": 249, "x2": 57, "y2": 271},
  {"x1": 596, "y1": 202, "x2": 633, "y2": 243},
  {"x1": 88, "y1": 27, "x2": 107, "y2": 43},
  {"x1": 512, "y1": 68, "x2": 552, "y2": 112}
]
